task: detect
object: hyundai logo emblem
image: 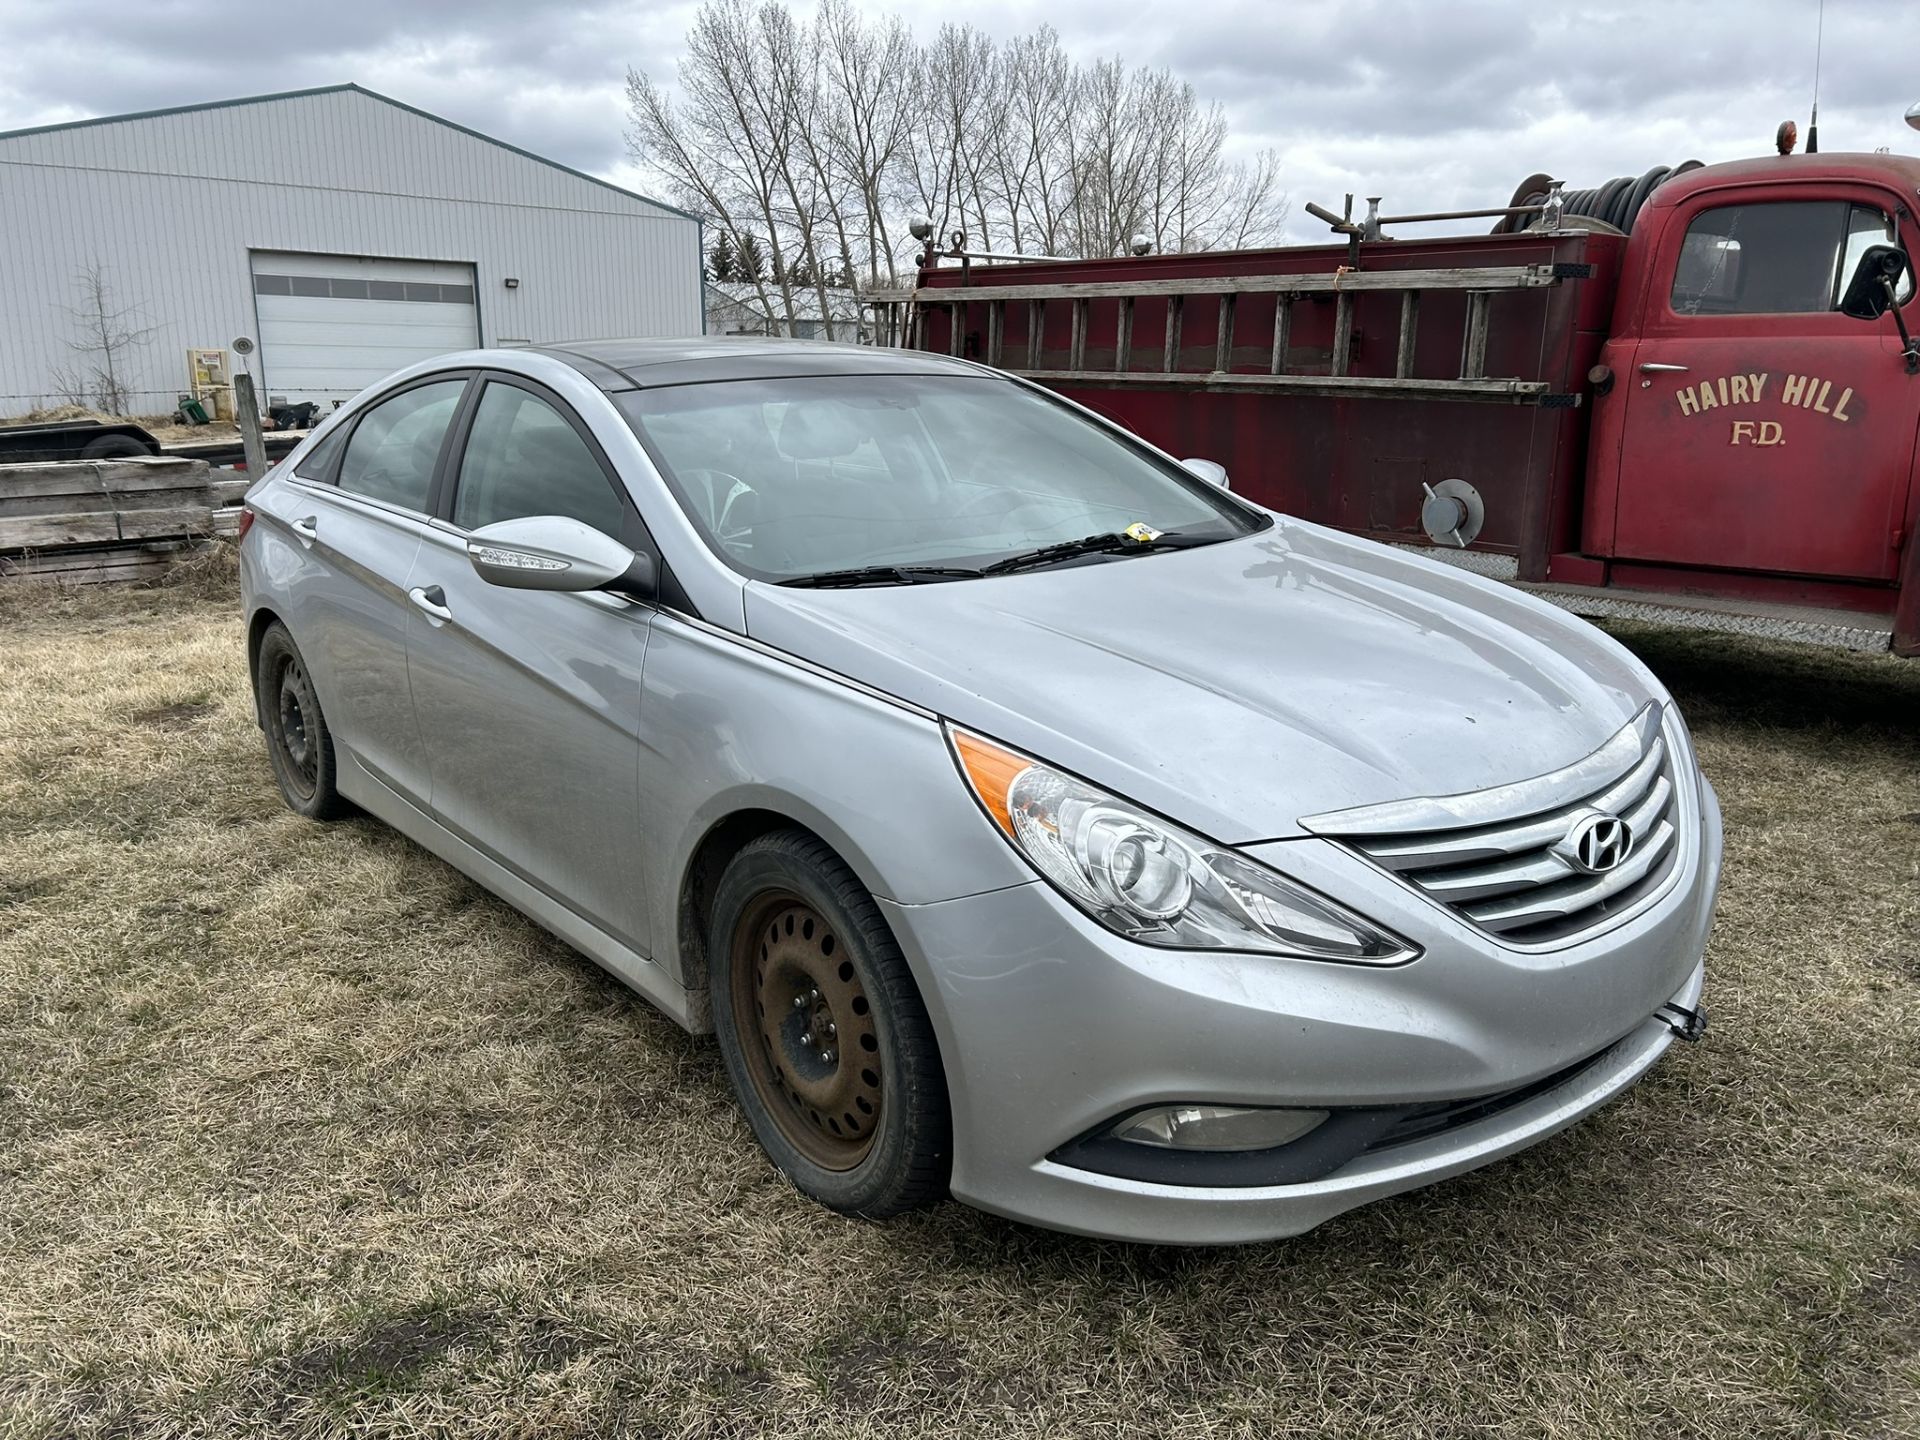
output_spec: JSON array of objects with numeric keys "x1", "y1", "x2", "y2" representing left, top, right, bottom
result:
[{"x1": 1563, "y1": 813, "x2": 1633, "y2": 874}]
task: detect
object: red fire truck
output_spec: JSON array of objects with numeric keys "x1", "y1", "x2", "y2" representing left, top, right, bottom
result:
[{"x1": 876, "y1": 140, "x2": 1920, "y2": 656}]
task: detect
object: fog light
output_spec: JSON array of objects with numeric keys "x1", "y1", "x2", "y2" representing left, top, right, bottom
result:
[{"x1": 1111, "y1": 1105, "x2": 1330, "y2": 1152}]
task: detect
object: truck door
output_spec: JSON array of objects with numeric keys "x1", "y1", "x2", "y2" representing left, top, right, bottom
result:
[{"x1": 1608, "y1": 189, "x2": 1917, "y2": 581}]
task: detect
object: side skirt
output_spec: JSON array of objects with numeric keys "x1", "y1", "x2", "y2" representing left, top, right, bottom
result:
[{"x1": 336, "y1": 751, "x2": 707, "y2": 1033}]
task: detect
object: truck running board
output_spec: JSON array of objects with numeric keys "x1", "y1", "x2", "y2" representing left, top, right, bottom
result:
[{"x1": 1400, "y1": 546, "x2": 1898, "y2": 654}]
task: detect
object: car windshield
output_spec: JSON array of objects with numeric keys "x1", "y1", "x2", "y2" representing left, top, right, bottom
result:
[{"x1": 615, "y1": 373, "x2": 1264, "y2": 581}]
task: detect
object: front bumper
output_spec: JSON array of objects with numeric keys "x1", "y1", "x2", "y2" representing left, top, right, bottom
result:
[{"x1": 879, "y1": 780, "x2": 1722, "y2": 1245}]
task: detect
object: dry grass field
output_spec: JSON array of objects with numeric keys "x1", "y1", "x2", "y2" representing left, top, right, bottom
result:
[{"x1": 1, "y1": 559, "x2": 1916, "y2": 1439}]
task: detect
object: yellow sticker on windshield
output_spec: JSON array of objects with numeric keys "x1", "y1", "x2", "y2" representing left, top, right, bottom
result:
[{"x1": 1124, "y1": 522, "x2": 1161, "y2": 543}]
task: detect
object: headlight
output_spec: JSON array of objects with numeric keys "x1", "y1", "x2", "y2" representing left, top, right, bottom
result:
[{"x1": 950, "y1": 729, "x2": 1417, "y2": 964}]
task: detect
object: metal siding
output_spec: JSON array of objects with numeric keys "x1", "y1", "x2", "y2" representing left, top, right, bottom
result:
[{"x1": 0, "y1": 89, "x2": 701, "y2": 415}]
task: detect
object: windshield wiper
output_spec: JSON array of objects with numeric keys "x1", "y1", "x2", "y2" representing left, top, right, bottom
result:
[
  {"x1": 779, "y1": 563, "x2": 986, "y2": 589},
  {"x1": 981, "y1": 529, "x2": 1205, "y2": 576}
]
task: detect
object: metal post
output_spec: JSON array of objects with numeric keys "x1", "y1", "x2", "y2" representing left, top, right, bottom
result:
[{"x1": 234, "y1": 371, "x2": 268, "y2": 478}]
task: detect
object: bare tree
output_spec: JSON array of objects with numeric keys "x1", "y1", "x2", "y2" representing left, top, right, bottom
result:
[
  {"x1": 56, "y1": 261, "x2": 156, "y2": 415},
  {"x1": 814, "y1": 0, "x2": 916, "y2": 285},
  {"x1": 627, "y1": 2, "x2": 1290, "y2": 336}
]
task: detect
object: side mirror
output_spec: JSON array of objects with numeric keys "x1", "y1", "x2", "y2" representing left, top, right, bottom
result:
[
  {"x1": 1181, "y1": 457, "x2": 1230, "y2": 490},
  {"x1": 466, "y1": 515, "x2": 656, "y2": 598},
  {"x1": 1838, "y1": 244, "x2": 1910, "y2": 321}
]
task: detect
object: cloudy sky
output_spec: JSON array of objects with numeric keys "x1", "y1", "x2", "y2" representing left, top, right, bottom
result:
[{"x1": 1, "y1": 0, "x2": 1913, "y2": 242}]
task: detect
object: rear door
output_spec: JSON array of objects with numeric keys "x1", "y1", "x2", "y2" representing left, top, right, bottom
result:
[
  {"x1": 1608, "y1": 187, "x2": 1918, "y2": 580},
  {"x1": 404, "y1": 375, "x2": 658, "y2": 953},
  {"x1": 278, "y1": 374, "x2": 471, "y2": 806}
]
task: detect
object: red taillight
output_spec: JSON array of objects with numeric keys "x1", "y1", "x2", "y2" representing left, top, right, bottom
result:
[{"x1": 236, "y1": 506, "x2": 256, "y2": 540}]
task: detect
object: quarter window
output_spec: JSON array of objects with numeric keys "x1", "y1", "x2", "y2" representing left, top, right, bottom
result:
[
  {"x1": 451, "y1": 384, "x2": 626, "y2": 538},
  {"x1": 292, "y1": 423, "x2": 345, "y2": 482},
  {"x1": 335, "y1": 380, "x2": 466, "y2": 511},
  {"x1": 1671, "y1": 200, "x2": 1912, "y2": 315}
]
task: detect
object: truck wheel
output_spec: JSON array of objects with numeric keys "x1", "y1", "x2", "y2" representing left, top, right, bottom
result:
[
  {"x1": 708, "y1": 830, "x2": 950, "y2": 1219},
  {"x1": 255, "y1": 623, "x2": 351, "y2": 821},
  {"x1": 80, "y1": 434, "x2": 150, "y2": 460}
]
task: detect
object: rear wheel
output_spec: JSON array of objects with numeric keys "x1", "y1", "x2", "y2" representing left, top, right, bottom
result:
[
  {"x1": 255, "y1": 623, "x2": 350, "y2": 820},
  {"x1": 79, "y1": 433, "x2": 150, "y2": 460},
  {"x1": 708, "y1": 830, "x2": 949, "y2": 1217}
]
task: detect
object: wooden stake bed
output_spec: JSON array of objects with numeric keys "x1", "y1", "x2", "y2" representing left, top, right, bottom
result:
[{"x1": 867, "y1": 262, "x2": 1576, "y2": 405}]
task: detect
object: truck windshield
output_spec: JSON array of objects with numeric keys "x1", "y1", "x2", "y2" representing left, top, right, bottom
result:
[
  {"x1": 616, "y1": 374, "x2": 1265, "y2": 582},
  {"x1": 1672, "y1": 200, "x2": 1913, "y2": 315}
]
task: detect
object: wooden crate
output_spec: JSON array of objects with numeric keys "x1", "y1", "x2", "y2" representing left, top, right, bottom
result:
[{"x1": 0, "y1": 457, "x2": 215, "y2": 552}]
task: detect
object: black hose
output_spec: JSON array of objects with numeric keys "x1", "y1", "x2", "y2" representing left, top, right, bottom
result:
[{"x1": 1494, "y1": 162, "x2": 1701, "y2": 235}]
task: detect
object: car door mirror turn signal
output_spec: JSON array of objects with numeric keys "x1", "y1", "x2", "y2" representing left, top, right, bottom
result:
[{"x1": 465, "y1": 515, "x2": 653, "y2": 598}]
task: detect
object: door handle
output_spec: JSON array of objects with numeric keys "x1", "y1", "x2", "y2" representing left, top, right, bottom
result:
[
  {"x1": 1638, "y1": 362, "x2": 1689, "y2": 374},
  {"x1": 408, "y1": 585, "x2": 453, "y2": 624},
  {"x1": 290, "y1": 516, "x2": 318, "y2": 542}
]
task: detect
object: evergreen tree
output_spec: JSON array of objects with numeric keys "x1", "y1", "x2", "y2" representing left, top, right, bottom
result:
[
  {"x1": 708, "y1": 230, "x2": 736, "y2": 281},
  {"x1": 736, "y1": 234, "x2": 766, "y2": 281}
]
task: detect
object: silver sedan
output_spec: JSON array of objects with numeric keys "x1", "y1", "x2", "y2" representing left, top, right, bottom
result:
[{"x1": 238, "y1": 339, "x2": 1721, "y2": 1244}]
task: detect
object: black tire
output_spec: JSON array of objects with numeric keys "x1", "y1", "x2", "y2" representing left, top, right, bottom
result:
[
  {"x1": 708, "y1": 829, "x2": 949, "y2": 1218},
  {"x1": 79, "y1": 433, "x2": 151, "y2": 460},
  {"x1": 254, "y1": 622, "x2": 351, "y2": 821}
]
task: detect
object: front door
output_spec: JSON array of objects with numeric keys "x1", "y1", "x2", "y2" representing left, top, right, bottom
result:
[
  {"x1": 1609, "y1": 188, "x2": 1918, "y2": 581},
  {"x1": 404, "y1": 377, "x2": 656, "y2": 953}
]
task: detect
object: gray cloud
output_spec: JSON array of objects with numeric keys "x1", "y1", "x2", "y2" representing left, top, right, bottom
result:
[{"x1": 2, "y1": 0, "x2": 1914, "y2": 242}]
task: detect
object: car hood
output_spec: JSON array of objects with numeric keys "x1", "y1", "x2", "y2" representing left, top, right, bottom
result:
[{"x1": 741, "y1": 519, "x2": 1665, "y2": 843}]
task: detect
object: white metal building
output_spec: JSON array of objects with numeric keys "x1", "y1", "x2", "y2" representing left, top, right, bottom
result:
[{"x1": 0, "y1": 84, "x2": 703, "y2": 417}]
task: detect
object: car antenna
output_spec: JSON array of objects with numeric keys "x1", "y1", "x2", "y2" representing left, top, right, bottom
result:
[{"x1": 1806, "y1": 0, "x2": 1824, "y2": 154}]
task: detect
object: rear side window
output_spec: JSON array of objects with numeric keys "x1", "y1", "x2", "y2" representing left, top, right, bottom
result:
[
  {"x1": 335, "y1": 380, "x2": 466, "y2": 511},
  {"x1": 450, "y1": 383, "x2": 626, "y2": 538},
  {"x1": 1671, "y1": 200, "x2": 1911, "y2": 315}
]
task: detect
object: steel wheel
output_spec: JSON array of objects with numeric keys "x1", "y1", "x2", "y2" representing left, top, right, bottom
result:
[
  {"x1": 729, "y1": 890, "x2": 884, "y2": 1171},
  {"x1": 254, "y1": 621, "x2": 349, "y2": 822},
  {"x1": 271, "y1": 655, "x2": 320, "y2": 800}
]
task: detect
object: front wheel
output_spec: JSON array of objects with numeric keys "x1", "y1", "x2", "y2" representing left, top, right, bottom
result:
[{"x1": 708, "y1": 830, "x2": 950, "y2": 1218}]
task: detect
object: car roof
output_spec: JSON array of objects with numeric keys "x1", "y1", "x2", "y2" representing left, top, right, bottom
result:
[{"x1": 525, "y1": 336, "x2": 985, "y2": 392}]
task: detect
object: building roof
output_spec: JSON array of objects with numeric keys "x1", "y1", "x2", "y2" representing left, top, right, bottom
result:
[{"x1": 0, "y1": 82, "x2": 700, "y2": 223}]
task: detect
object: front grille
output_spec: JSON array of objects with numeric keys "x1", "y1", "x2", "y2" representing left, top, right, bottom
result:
[{"x1": 1302, "y1": 705, "x2": 1683, "y2": 947}]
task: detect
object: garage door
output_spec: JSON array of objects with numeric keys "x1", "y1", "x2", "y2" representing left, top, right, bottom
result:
[{"x1": 251, "y1": 251, "x2": 479, "y2": 406}]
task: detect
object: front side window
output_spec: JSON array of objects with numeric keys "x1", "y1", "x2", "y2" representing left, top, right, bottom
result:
[
  {"x1": 335, "y1": 380, "x2": 466, "y2": 511},
  {"x1": 451, "y1": 384, "x2": 626, "y2": 538},
  {"x1": 617, "y1": 373, "x2": 1263, "y2": 581},
  {"x1": 1671, "y1": 200, "x2": 1912, "y2": 315}
]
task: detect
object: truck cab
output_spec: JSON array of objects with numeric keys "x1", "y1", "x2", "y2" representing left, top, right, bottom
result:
[{"x1": 1583, "y1": 155, "x2": 1920, "y2": 636}]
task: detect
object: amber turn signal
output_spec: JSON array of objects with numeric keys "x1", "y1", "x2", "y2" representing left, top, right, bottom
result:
[{"x1": 950, "y1": 730, "x2": 1032, "y2": 836}]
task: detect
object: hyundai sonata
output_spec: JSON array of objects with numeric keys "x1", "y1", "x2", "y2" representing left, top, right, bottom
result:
[{"x1": 238, "y1": 338, "x2": 1720, "y2": 1244}]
